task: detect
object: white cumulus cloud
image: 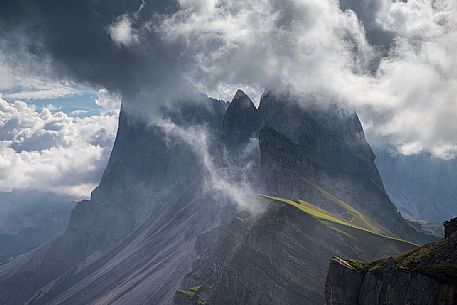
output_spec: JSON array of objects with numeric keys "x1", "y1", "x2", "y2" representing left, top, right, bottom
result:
[{"x1": 0, "y1": 92, "x2": 119, "y2": 197}]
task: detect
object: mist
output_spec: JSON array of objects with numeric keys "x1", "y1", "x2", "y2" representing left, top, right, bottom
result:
[{"x1": 157, "y1": 117, "x2": 263, "y2": 214}]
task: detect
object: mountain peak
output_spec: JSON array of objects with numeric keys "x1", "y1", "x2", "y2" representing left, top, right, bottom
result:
[
  {"x1": 222, "y1": 90, "x2": 260, "y2": 151},
  {"x1": 234, "y1": 89, "x2": 247, "y2": 98},
  {"x1": 232, "y1": 89, "x2": 255, "y2": 109}
]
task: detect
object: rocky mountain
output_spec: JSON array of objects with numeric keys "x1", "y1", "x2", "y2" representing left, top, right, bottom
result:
[
  {"x1": 0, "y1": 90, "x2": 432, "y2": 305},
  {"x1": 325, "y1": 218, "x2": 457, "y2": 305},
  {"x1": 375, "y1": 150, "x2": 457, "y2": 223},
  {"x1": 172, "y1": 91, "x2": 432, "y2": 305},
  {"x1": 0, "y1": 96, "x2": 230, "y2": 305}
]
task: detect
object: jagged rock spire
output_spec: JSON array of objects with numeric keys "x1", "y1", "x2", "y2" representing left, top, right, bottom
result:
[{"x1": 222, "y1": 90, "x2": 260, "y2": 151}]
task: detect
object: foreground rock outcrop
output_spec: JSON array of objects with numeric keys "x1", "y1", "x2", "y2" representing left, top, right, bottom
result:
[{"x1": 325, "y1": 218, "x2": 457, "y2": 305}]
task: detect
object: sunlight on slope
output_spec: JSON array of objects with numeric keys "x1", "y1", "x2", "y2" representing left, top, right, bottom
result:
[
  {"x1": 259, "y1": 195, "x2": 417, "y2": 246},
  {"x1": 301, "y1": 177, "x2": 385, "y2": 235}
]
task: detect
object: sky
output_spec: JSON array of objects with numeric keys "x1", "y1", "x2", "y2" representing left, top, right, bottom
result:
[{"x1": 0, "y1": 0, "x2": 456, "y2": 197}]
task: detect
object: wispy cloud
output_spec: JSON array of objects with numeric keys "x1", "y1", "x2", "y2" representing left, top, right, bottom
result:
[
  {"x1": 158, "y1": 118, "x2": 263, "y2": 214},
  {"x1": 4, "y1": 85, "x2": 81, "y2": 100}
]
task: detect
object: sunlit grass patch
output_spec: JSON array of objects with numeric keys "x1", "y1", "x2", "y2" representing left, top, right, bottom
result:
[{"x1": 259, "y1": 194, "x2": 416, "y2": 246}]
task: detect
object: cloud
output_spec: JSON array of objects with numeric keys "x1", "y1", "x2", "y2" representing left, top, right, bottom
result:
[
  {"x1": 339, "y1": 0, "x2": 395, "y2": 49},
  {"x1": 158, "y1": 0, "x2": 372, "y2": 100},
  {"x1": 158, "y1": 118, "x2": 262, "y2": 214},
  {"x1": 0, "y1": 92, "x2": 119, "y2": 197},
  {"x1": 156, "y1": 0, "x2": 457, "y2": 159},
  {"x1": 0, "y1": 0, "x2": 456, "y2": 160},
  {"x1": 0, "y1": 50, "x2": 83, "y2": 100},
  {"x1": 109, "y1": 15, "x2": 139, "y2": 47},
  {"x1": 4, "y1": 86, "x2": 81, "y2": 100},
  {"x1": 359, "y1": 0, "x2": 457, "y2": 158},
  {"x1": 95, "y1": 88, "x2": 122, "y2": 115},
  {"x1": 0, "y1": 0, "x2": 181, "y2": 109}
]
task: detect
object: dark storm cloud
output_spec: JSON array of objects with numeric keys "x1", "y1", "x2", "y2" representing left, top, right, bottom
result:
[
  {"x1": 0, "y1": 0, "x2": 181, "y2": 106},
  {"x1": 0, "y1": 0, "x2": 391, "y2": 101},
  {"x1": 0, "y1": 0, "x2": 185, "y2": 196}
]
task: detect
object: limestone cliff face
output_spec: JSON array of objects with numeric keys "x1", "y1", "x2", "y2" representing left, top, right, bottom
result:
[{"x1": 325, "y1": 221, "x2": 457, "y2": 305}]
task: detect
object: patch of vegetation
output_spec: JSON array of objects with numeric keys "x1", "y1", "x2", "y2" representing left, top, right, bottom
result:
[
  {"x1": 340, "y1": 258, "x2": 389, "y2": 273},
  {"x1": 301, "y1": 177, "x2": 386, "y2": 235},
  {"x1": 259, "y1": 195, "x2": 353, "y2": 226},
  {"x1": 342, "y1": 255, "x2": 457, "y2": 284},
  {"x1": 176, "y1": 285, "x2": 206, "y2": 304},
  {"x1": 177, "y1": 289, "x2": 195, "y2": 298},
  {"x1": 189, "y1": 285, "x2": 202, "y2": 293},
  {"x1": 393, "y1": 242, "x2": 444, "y2": 268},
  {"x1": 366, "y1": 259, "x2": 388, "y2": 273},
  {"x1": 346, "y1": 259, "x2": 370, "y2": 271},
  {"x1": 259, "y1": 194, "x2": 415, "y2": 246},
  {"x1": 371, "y1": 240, "x2": 457, "y2": 282}
]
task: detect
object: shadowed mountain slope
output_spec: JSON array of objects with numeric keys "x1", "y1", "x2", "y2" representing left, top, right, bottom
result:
[{"x1": 173, "y1": 193, "x2": 417, "y2": 305}]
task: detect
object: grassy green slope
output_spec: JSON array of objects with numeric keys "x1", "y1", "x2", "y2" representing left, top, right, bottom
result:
[
  {"x1": 301, "y1": 177, "x2": 388, "y2": 235},
  {"x1": 259, "y1": 194, "x2": 417, "y2": 247}
]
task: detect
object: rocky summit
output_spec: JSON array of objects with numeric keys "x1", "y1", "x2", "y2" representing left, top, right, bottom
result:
[{"x1": 0, "y1": 90, "x2": 433, "y2": 305}]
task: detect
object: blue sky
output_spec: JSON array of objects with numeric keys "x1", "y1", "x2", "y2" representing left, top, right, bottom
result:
[{"x1": 2, "y1": 86, "x2": 101, "y2": 118}]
